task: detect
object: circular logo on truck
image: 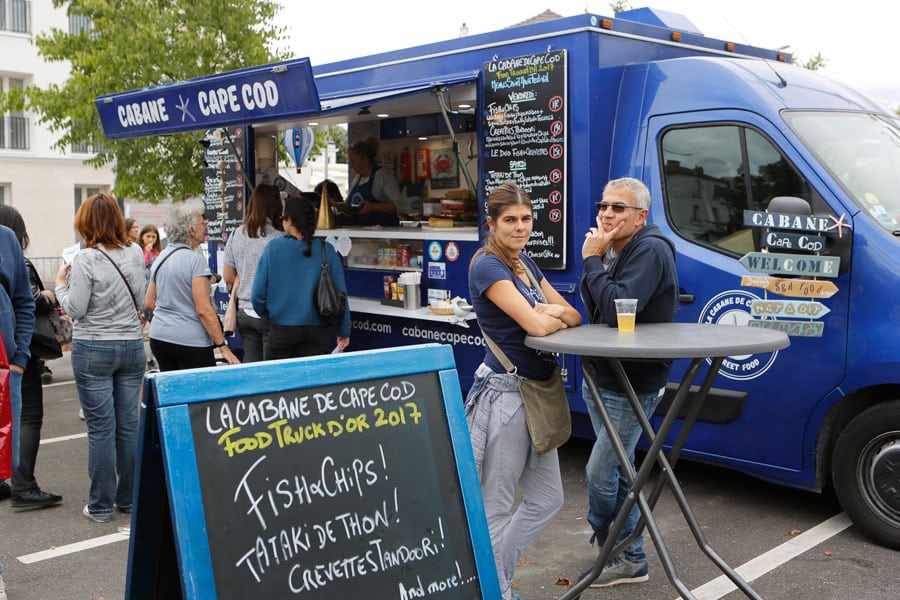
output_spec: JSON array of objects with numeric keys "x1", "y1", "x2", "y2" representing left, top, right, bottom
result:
[{"x1": 698, "y1": 290, "x2": 779, "y2": 381}]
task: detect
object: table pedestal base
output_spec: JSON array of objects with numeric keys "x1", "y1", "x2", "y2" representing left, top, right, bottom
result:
[{"x1": 558, "y1": 356, "x2": 762, "y2": 600}]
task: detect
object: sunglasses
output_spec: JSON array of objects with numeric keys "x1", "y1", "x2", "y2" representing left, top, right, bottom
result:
[{"x1": 595, "y1": 201, "x2": 644, "y2": 214}]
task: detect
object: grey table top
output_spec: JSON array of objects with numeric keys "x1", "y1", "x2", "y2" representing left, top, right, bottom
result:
[{"x1": 525, "y1": 323, "x2": 789, "y2": 359}]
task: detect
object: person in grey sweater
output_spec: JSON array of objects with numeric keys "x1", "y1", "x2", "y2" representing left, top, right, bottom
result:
[{"x1": 54, "y1": 193, "x2": 146, "y2": 524}]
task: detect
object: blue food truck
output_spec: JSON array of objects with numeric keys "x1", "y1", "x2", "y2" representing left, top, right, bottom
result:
[{"x1": 97, "y1": 7, "x2": 900, "y2": 548}]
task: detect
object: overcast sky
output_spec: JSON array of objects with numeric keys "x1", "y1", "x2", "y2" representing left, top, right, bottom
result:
[{"x1": 280, "y1": 0, "x2": 897, "y2": 109}]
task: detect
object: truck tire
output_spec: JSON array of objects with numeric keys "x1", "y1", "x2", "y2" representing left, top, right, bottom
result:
[{"x1": 831, "y1": 401, "x2": 900, "y2": 549}]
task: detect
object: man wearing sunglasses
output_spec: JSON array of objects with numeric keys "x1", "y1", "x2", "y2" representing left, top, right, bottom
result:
[{"x1": 578, "y1": 177, "x2": 678, "y2": 587}]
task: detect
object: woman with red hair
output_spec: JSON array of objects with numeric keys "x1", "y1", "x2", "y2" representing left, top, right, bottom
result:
[{"x1": 54, "y1": 193, "x2": 145, "y2": 525}]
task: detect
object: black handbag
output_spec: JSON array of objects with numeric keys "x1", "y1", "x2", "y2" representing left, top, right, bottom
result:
[
  {"x1": 31, "y1": 311, "x2": 64, "y2": 360},
  {"x1": 314, "y1": 239, "x2": 347, "y2": 326}
]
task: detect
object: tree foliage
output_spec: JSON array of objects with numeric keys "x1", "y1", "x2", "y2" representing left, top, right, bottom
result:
[
  {"x1": 0, "y1": 0, "x2": 286, "y2": 202},
  {"x1": 318, "y1": 125, "x2": 348, "y2": 164},
  {"x1": 797, "y1": 52, "x2": 827, "y2": 71}
]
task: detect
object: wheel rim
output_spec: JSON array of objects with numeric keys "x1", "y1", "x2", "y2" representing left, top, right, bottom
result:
[{"x1": 859, "y1": 431, "x2": 900, "y2": 526}]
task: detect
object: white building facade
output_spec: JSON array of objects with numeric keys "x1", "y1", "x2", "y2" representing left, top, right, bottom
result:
[{"x1": 1, "y1": 0, "x2": 114, "y2": 261}]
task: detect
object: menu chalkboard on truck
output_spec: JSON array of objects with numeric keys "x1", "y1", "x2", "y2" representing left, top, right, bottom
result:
[
  {"x1": 125, "y1": 344, "x2": 500, "y2": 600},
  {"x1": 203, "y1": 126, "x2": 248, "y2": 244},
  {"x1": 482, "y1": 50, "x2": 567, "y2": 269}
]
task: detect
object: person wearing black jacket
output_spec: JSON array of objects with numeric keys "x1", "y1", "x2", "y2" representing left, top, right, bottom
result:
[
  {"x1": 0, "y1": 205, "x2": 62, "y2": 510},
  {"x1": 579, "y1": 177, "x2": 678, "y2": 588}
]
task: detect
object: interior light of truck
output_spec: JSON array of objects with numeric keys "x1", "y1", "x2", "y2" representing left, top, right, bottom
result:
[
  {"x1": 671, "y1": 31, "x2": 682, "y2": 42},
  {"x1": 377, "y1": 113, "x2": 390, "y2": 118},
  {"x1": 725, "y1": 42, "x2": 736, "y2": 52},
  {"x1": 600, "y1": 18, "x2": 613, "y2": 29}
]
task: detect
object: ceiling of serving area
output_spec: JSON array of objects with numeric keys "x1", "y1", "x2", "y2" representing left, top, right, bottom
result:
[{"x1": 251, "y1": 83, "x2": 478, "y2": 135}]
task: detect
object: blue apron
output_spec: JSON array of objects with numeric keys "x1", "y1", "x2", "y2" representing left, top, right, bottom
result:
[{"x1": 346, "y1": 168, "x2": 400, "y2": 227}]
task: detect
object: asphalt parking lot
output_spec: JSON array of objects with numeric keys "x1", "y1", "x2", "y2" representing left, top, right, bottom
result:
[{"x1": 1, "y1": 350, "x2": 897, "y2": 599}]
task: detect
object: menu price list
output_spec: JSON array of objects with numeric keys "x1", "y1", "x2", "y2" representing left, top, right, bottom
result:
[
  {"x1": 203, "y1": 126, "x2": 247, "y2": 243},
  {"x1": 482, "y1": 50, "x2": 567, "y2": 269}
]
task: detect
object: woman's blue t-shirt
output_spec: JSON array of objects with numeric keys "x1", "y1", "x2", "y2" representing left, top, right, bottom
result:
[{"x1": 469, "y1": 252, "x2": 557, "y2": 380}]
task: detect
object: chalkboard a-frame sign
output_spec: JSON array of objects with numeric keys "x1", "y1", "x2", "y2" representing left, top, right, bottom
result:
[{"x1": 125, "y1": 344, "x2": 500, "y2": 600}]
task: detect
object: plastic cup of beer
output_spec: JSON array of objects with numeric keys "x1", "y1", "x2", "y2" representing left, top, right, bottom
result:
[{"x1": 614, "y1": 298, "x2": 638, "y2": 332}]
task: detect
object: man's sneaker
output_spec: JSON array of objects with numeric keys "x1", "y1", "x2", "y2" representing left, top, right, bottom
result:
[
  {"x1": 0, "y1": 573, "x2": 7, "y2": 600},
  {"x1": 590, "y1": 556, "x2": 648, "y2": 588},
  {"x1": 82, "y1": 504, "x2": 112, "y2": 523},
  {"x1": 11, "y1": 487, "x2": 63, "y2": 511},
  {"x1": 0, "y1": 480, "x2": 10, "y2": 500}
]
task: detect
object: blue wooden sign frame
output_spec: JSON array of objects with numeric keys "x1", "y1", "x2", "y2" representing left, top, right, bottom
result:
[{"x1": 125, "y1": 344, "x2": 500, "y2": 599}]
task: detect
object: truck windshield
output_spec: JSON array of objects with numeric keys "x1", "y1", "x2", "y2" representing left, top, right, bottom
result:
[{"x1": 784, "y1": 111, "x2": 900, "y2": 234}]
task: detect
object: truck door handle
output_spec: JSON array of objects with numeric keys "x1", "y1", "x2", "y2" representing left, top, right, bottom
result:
[{"x1": 679, "y1": 294, "x2": 695, "y2": 304}]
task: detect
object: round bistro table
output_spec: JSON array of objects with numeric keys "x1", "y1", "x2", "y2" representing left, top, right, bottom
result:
[{"x1": 526, "y1": 323, "x2": 789, "y2": 600}]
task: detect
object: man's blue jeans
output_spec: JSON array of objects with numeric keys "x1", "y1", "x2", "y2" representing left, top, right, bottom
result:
[
  {"x1": 582, "y1": 379, "x2": 664, "y2": 563},
  {"x1": 71, "y1": 338, "x2": 145, "y2": 516}
]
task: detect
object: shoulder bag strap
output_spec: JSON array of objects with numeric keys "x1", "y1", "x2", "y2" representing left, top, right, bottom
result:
[
  {"x1": 520, "y1": 260, "x2": 546, "y2": 303},
  {"x1": 476, "y1": 255, "x2": 541, "y2": 375},
  {"x1": 93, "y1": 247, "x2": 141, "y2": 314},
  {"x1": 320, "y1": 239, "x2": 328, "y2": 272},
  {"x1": 480, "y1": 328, "x2": 517, "y2": 375},
  {"x1": 475, "y1": 254, "x2": 549, "y2": 375},
  {"x1": 150, "y1": 245, "x2": 189, "y2": 283}
]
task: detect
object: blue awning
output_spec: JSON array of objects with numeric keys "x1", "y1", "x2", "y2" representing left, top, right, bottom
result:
[{"x1": 95, "y1": 58, "x2": 320, "y2": 139}]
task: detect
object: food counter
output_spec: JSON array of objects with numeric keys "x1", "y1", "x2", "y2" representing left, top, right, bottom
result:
[{"x1": 328, "y1": 225, "x2": 484, "y2": 390}]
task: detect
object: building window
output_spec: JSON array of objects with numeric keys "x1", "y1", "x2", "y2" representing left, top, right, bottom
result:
[
  {"x1": 1, "y1": 0, "x2": 31, "y2": 33},
  {"x1": 70, "y1": 123, "x2": 107, "y2": 154},
  {"x1": 71, "y1": 139, "x2": 107, "y2": 154},
  {"x1": 0, "y1": 184, "x2": 8, "y2": 206},
  {"x1": 68, "y1": 11, "x2": 92, "y2": 35},
  {"x1": 74, "y1": 186, "x2": 104, "y2": 214},
  {"x1": 0, "y1": 77, "x2": 28, "y2": 150}
]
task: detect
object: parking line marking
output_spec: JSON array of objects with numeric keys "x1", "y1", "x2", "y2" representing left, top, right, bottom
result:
[
  {"x1": 680, "y1": 512, "x2": 853, "y2": 600},
  {"x1": 44, "y1": 380, "x2": 75, "y2": 388},
  {"x1": 17, "y1": 531, "x2": 129, "y2": 564},
  {"x1": 41, "y1": 432, "x2": 88, "y2": 444}
]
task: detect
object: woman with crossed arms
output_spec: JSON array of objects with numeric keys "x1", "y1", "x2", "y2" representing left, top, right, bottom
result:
[{"x1": 465, "y1": 181, "x2": 581, "y2": 600}]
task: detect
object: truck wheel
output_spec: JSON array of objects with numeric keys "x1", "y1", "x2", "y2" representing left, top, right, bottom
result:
[{"x1": 831, "y1": 401, "x2": 900, "y2": 549}]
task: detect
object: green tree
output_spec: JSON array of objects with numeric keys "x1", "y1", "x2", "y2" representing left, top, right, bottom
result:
[
  {"x1": 777, "y1": 45, "x2": 827, "y2": 71},
  {"x1": 0, "y1": 0, "x2": 286, "y2": 202},
  {"x1": 609, "y1": 1, "x2": 633, "y2": 13},
  {"x1": 798, "y1": 52, "x2": 827, "y2": 71},
  {"x1": 319, "y1": 125, "x2": 348, "y2": 164}
]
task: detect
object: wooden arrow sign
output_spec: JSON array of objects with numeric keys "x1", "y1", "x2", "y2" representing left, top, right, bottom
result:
[
  {"x1": 748, "y1": 319, "x2": 825, "y2": 338},
  {"x1": 741, "y1": 275, "x2": 839, "y2": 298},
  {"x1": 748, "y1": 299, "x2": 831, "y2": 319},
  {"x1": 740, "y1": 252, "x2": 840, "y2": 278}
]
